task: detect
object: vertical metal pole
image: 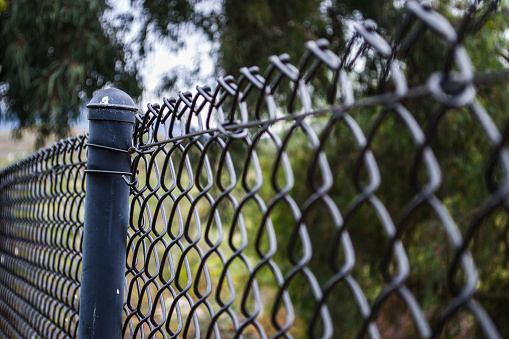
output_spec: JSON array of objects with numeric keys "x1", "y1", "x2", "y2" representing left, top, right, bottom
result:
[{"x1": 78, "y1": 88, "x2": 136, "y2": 338}]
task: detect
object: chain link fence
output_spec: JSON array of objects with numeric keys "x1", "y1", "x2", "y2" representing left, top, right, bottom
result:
[
  {"x1": 123, "y1": 1, "x2": 509, "y2": 338},
  {"x1": 0, "y1": 136, "x2": 87, "y2": 338},
  {"x1": 1, "y1": 0, "x2": 509, "y2": 338}
]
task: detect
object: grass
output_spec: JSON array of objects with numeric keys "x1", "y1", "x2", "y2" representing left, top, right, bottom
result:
[
  {"x1": 0, "y1": 131, "x2": 39, "y2": 168},
  {"x1": 0, "y1": 128, "x2": 87, "y2": 169}
]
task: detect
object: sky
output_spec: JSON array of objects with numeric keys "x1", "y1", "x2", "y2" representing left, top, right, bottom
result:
[
  {"x1": 112, "y1": 0, "x2": 216, "y2": 105},
  {"x1": 75, "y1": 0, "x2": 217, "y2": 130}
]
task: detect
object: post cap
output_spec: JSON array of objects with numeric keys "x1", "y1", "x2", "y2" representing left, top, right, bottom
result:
[{"x1": 87, "y1": 88, "x2": 138, "y2": 123}]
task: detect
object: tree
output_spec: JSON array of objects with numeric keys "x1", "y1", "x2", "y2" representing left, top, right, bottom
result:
[
  {"x1": 131, "y1": 0, "x2": 334, "y2": 91},
  {"x1": 0, "y1": 0, "x2": 142, "y2": 147}
]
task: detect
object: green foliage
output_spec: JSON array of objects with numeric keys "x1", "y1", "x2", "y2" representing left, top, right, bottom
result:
[
  {"x1": 0, "y1": 0, "x2": 142, "y2": 147},
  {"x1": 134, "y1": 0, "x2": 341, "y2": 91},
  {"x1": 132, "y1": 0, "x2": 201, "y2": 55},
  {"x1": 218, "y1": 0, "x2": 329, "y2": 76}
]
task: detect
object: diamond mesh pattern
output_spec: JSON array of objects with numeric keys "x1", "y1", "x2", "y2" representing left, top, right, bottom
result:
[
  {"x1": 0, "y1": 136, "x2": 87, "y2": 338},
  {"x1": 123, "y1": 1, "x2": 509, "y2": 338}
]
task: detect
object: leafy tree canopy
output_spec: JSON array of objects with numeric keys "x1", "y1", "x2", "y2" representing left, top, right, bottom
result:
[
  {"x1": 0, "y1": 0, "x2": 142, "y2": 146},
  {"x1": 132, "y1": 0, "x2": 508, "y2": 93}
]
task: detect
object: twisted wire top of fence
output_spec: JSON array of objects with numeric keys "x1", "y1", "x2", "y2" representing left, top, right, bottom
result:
[{"x1": 130, "y1": 0, "x2": 506, "y2": 152}]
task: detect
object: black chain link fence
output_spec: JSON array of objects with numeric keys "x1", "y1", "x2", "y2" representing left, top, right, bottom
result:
[
  {"x1": 123, "y1": 1, "x2": 509, "y2": 338},
  {"x1": 0, "y1": 136, "x2": 87, "y2": 338},
  {"x1": 1, "y1": 0, "x2": 509, "y2": 338}
]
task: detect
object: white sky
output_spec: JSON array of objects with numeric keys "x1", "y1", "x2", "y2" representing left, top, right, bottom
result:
[
  {"x1": 139, "y1": 32, "x2": 215, "y2": 105},
  {"x1": 110, "y1": 0, "x2": 215, "y2": 106},
  {"x1": 68, "y1": 0, "x2": 216, "y2": 130}
]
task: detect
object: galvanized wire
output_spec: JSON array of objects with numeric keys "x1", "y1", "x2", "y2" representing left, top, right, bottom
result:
[
  {"x1": 0, "y1": 136, "x2": 87, "y2": 338},
  {"x1": 124, "y1": 1, "x2": 509, "y2": 338}
]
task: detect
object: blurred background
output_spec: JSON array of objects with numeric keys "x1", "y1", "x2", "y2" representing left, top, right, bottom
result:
[{"x1": 1, "y1": 0, "x2": 507, "y2": 150}]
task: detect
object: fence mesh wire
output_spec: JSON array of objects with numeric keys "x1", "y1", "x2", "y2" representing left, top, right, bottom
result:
[
  {"x1": 123, "y1": 1, "x2": 509, "y2": 338},
  {"x1": 0, "y1": 136, "x2": 87, "y2": 338},
  {"x1": 0, "y1": 0, "x2": 508, "y2": 338}
]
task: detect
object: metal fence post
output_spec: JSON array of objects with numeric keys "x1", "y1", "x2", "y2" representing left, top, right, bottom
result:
[{"x1": 78, "y1": 88, "x2": 136, "y2": 338}]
